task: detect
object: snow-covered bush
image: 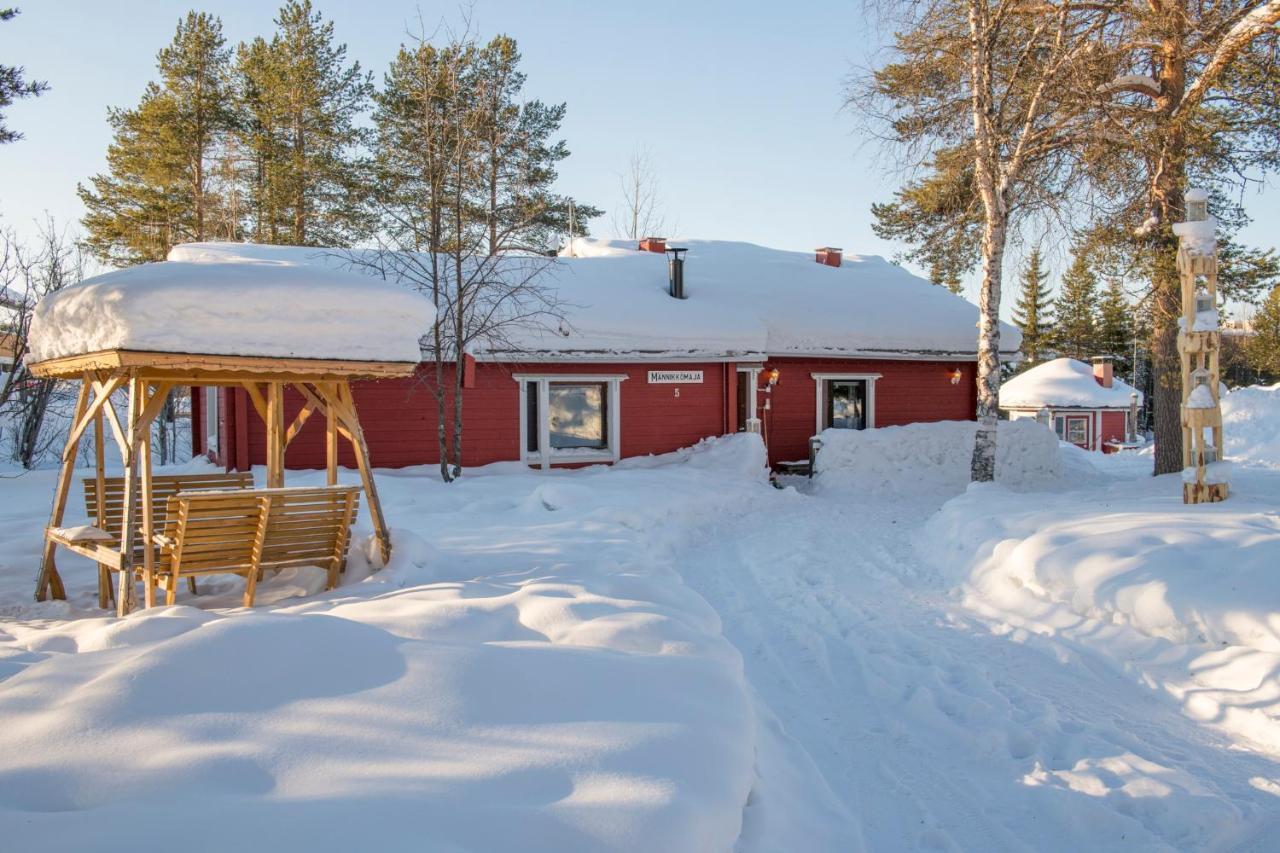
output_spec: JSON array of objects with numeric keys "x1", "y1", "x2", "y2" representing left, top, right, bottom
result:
[{"x1": 813, "y1": 419, "x2": 1062, "y2": 497}]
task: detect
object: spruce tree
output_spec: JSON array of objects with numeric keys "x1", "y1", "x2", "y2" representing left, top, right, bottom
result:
[
  {"x1": 1054, "y1": 252, "x2": 1100, "y2": 361},
  {"x1": 79, "y1": 12, "x2": 234, "y2": 265},
  {"x1": 234, "y1": 1, "x2": 373, "y2": 246},
  {"x1": 1011, "y1": 249, "x2": 1053, "y2": 363},
  {"x1": 0, "y1": 8, "x2": 47, "y2": 144},
  {"x1": 1096, "y1": 277, "x2": 1134, "y2": 373},
  {"x1": 1247, "y1": 286, "x2": 1280, "y2": 379}
]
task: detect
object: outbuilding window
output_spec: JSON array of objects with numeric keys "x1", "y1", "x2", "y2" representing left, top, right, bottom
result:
[
  {"x1": 516, "y1": 374, "x2": 626, "y2": 468},
  {"x1": 811, "y1": 373, "x2": 881, "y2": 433}
]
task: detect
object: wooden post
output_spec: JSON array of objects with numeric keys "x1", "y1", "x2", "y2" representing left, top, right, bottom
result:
[
  {"x1": 115, "y1": 376, "x2": 141, "y2": 615},
  {"x1": 94, "y1": 406, "x2": 109, "y2": 609},
  {"x1": 139, "y1": 383, "x2": 156, "y2": 609},
  {"x1": 325, "y1": 385, "x2": 338, "y2": 486},
  {"x1": 326, "y1": 381, "x2": 391, "y2": 565},
  {"x1": 34, "y1": 377, "x2": 91, "y2": 601},
  {"x1": 266, "y1": 382, "x2": 285, "y2": 488}
]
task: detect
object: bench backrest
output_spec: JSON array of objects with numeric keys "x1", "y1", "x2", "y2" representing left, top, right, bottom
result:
[
  {"x1": 84, "y1": 472, "x2": 255, "y2": 542},
  {"x1": 260, "y1": 486, "x2": 360, "y2": 571},
  {"x1": 158, "y1": 490, "x2": 267, "y2": 576}
]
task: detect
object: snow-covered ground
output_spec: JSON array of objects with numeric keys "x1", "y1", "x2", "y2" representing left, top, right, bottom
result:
[{"x1": 0, "y1": 392, "x2": 1278, "y2": 850}]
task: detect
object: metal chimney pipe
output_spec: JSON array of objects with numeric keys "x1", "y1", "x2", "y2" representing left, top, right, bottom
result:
[{"x1": 666, "y1": 247, "x2": 687, "y2": 299}]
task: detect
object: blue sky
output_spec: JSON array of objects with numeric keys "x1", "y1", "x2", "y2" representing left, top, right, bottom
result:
[{"x1": 1, "y1": 0, "x2": 1275, "y2": 313}]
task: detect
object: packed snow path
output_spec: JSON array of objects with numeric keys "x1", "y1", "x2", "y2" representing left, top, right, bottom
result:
[{"x1": 683, "y1": 485, "x2": 1280, "y2": 852}]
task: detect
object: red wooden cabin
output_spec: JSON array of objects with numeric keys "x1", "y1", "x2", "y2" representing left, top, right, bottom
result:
[
  {"x1": 184, "y1": 239, "x2": 1021, "y2": 469},
  {"x1": 1000, "y1": 357, "x2": 1142, "y2": 453}
]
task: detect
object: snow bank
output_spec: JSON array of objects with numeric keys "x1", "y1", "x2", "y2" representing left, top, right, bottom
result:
[
  {"x1": 28, "y1": 257, "x2": 435, "y2": 363},
  {"x1": 172, "y1": 239, "x2": 1022, "y2": 360},
  {"x1": 0, "y1": 436, "x2": 771, "y2": 851},
  {"x1": 1223, "y1": 383, "x2": 1280, "y2": 467},
  {"x1": 925, "y1": 464, "x2": 1280, "y2": 752},
  {"x1": 813, "y1": 419, "x2": 1063, "y2": 497},
  {"x1": 1001, "y1": 357, "x2": 1141, "y2": 409}
]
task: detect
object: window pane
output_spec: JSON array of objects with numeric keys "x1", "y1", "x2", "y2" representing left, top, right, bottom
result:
[
  {"x1": 1053, "y1": 416, "x2": 1066, "y2": 439},
  {"x1": 1066, "y1": 418, "x2": 1088, "y2": 445},
  {"x1": 828, "y1": 381, "x2": 866, "y2": 430},
  {"x1": 526, "y1": 381, "x2": 540, "y2": 454},
  {"x1": 548, "y1": 383, "x2": 607, "y2": 450}
]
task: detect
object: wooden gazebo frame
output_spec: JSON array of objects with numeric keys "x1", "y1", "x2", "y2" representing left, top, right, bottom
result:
[{"x1": 30, "y1": 349, "x2": 416, "y2": 616}]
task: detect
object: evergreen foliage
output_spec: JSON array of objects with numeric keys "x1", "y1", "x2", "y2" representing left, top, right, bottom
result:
[
  {"x1": 0, "y1": 8, "x2": 47, "y2": 144},
  {"x1": 1011, "y1": 249, "x2": 1053, "y2": 363},
  {"x1": 234, "y1": 1, "x2": 374, "y2": 246},
  {"x1": 1054, "y1": 252, "x2": 1100, "y2": 361},
  {"x1": 79, "y1": 12, "x2": 235, "y2": 265},
  {"x1": 1096, "y1": 277, "x2": 1134, "y2": 372},
  {"x1": 1247, "y1": 286, "x2": 1280, "y2": 378}
]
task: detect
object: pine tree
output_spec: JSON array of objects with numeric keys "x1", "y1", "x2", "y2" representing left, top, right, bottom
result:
[
  {"x1": 1011, "y1": 249, "x2": 1053, "y2": 363},
  {"x1": 79, "y1": 12, "x2": 234, "y2": 265},
  {"x1": 1247, "y1": 285, "x2": 1280, "y2": 378},
  {"x1": 1054, "y1": 252, "x2": 1100, "y2": 361},
  {"x1": 234, "y1": 1, "x2": 373, "y2": 246},
  {"x1": 0, "y1": 8, "x2": 47, "y2": 144},
  {"x1": 1096, "y1": 277, "x2": 1134, "y2": 374}
]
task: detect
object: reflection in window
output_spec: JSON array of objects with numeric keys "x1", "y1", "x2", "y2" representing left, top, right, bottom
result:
[
  {"x1": 826, "y1": 380, "x2": 866, "y2": 430},
  {"x1": 547, "y1": 383, "x2": 607, "y2": 450}
]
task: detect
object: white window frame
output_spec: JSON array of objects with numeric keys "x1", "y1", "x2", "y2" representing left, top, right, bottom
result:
[
  {"x1": 737, "y1": 364, "x2": 763, "y2": 433},
  {"x1": 203, "y1": 386, "x2": 219, "y2": 459},
  {"x1": 514, "y1": 374, "x2": 627, "y2": 469},
  {"x1": 811, "y1": 373, "x2": 881, "y2": 433}
]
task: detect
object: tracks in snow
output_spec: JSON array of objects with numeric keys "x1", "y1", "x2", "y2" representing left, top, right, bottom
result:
[{"x1": 677, "y1": 489, "x2": 1280, "y2": 852}]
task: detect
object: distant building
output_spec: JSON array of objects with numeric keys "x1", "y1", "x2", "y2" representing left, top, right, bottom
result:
[{"x1": 1000, "y1": 356, "x2": 1141, "y2": 452}]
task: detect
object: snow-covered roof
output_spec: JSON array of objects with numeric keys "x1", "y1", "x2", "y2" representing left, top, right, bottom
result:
[
  {"x1": 28, "y1": 255, "x2": 436, "y2": 364},
  {"x1": 1001, "y1": 358, "x2": 1142, "y2": 409},
  {"x1": 169, "y1": 239, "x2": 1021, "y2": 362}
]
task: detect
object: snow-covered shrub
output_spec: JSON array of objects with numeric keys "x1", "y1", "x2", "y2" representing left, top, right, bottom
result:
[{"x1": 814, "y1": 419, "x2": 1062, "y2": 497}]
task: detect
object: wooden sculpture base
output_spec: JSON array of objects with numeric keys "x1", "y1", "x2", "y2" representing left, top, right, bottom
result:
[{"x1": 1184, "y1": 481, "x2": 1229, "y2": 504}]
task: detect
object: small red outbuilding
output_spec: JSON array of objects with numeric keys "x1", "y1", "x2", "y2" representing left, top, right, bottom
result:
[
  {"x1": 183, "y1": 239, "x2": 1023, "y2": 469},
  {"x1": 1000, "y1": 356, "x2": 1142, "y2": 452}
]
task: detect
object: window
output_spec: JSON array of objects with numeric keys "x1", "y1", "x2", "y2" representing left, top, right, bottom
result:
[
  {"x1": 1055, "y1": 414, "x2": 1089, "y2": 446},
  {"x1": 517, "y1": 375, "x2": 626, "y2": 468},
  {"x1": 811, "y1": 373, "x2": 880, "y2": 433}
]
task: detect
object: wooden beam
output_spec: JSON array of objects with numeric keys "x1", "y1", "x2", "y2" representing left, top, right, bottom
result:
[
  {"x1": 27, "y1": 349, "x2": 418, "y2": 381},
  {"x1": 325, "y1": 384, "x2": 338, "y2": 486},
  {"x1": 242, "y1": 382, "x2": 268, "y2": 423},
  {"x1": 283, "y1": 399, "x2": 318, "y2": 447},
  {"x1": 327, "y1": 381, "x2": 391, "y2": 565},
  {"x1": 34, "y1": 377, "x2": 91, "y2": 601},
  {"x1": 266, "y1": 382, "x2": 285, "y2": 488},
  {"x1": 94, "y1": 407, "x2": 109, "y2": 609},
  {"x1": 115, "y1": 378, "x2": 142, "y2": 615},
  {"x1": 139, "y1": 385, "x2": 156, "y2": 609}
]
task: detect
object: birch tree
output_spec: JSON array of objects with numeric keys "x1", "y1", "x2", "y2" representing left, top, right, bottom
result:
[
  {"x1": 612, "y1": 147, "x2": 669, "y2": 240},
  {"x1": 853, "y1": 0, "x2": 1110, "y2": 480}
]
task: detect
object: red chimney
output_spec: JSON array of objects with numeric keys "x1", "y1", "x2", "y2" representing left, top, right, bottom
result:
[
  {"x1": 639, "y1": 237, "x2": 666, "y2": 254},
  {"x1": 1092, "y1": 355, "x2": 1114, "y2": 388},
  {"x1": 816, "y1": 247, "x2": 842, "y2": 267}
]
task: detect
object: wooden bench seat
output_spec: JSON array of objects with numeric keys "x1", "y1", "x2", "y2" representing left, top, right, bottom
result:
[
  {"x1": 154, "y1": 485, "x2": 360, "y2": 607},
  {"x1": 69, "y1": 472, "x2": 255, "y2": 607}
]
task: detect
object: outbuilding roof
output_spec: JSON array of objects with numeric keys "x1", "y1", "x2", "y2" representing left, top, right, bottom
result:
[
  {"x1": 1001, "y1": 357, "x2": 1142, "y2": 409},
  {"x1": 167, "y1": 239, "x2": 1021, "y2": 362}
]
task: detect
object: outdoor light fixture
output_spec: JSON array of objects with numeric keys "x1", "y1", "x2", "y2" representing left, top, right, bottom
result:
[
  {"x1": 950, "y1": 368, "x2": 963, "y2": 385},
  {"x1": 766, "y1": 368, "x2": 781, "y2": 386}
]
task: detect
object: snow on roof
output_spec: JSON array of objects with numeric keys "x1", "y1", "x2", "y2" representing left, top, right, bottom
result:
[
  {"x1": 28, "y1": 254, "x2": 435, "y2": 364},
  {"x1": 1001, "y1": 358, "x2": 1142, "y2": 409},
  {"x1": 170, "y1": 239, "x2": 1020, "y2": 361}
]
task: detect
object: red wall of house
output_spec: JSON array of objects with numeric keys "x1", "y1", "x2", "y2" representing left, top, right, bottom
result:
[
  {"x1": 214, "y1": 357, "x2": 977, "y2": 471},
  {"x1": 759, "y1": 357, "x2": 976, "y2": 464},
  {"x1": 1099, "y1": 409, "x2": 1127, "y2": 452}
]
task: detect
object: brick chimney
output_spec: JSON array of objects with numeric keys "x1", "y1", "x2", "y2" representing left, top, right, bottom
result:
[
  {"x1": 639, "y1": 236, "x2": 666, "y2": 254},
  {"x1": 1092, "y1": 355, "x2": 1114, "y2": 388},
  {"x1": 815, "y1": 247, "x2": 842, "y2": 267}
]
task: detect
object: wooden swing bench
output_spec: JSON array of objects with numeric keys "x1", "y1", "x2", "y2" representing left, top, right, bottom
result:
[{"x1": 47, "y1": 474, "x2": 359, "y2": 608}]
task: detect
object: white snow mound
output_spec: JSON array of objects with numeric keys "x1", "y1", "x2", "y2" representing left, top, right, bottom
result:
[
  {"x1": 28, "y1": 257, "x2": 435, "y2": 363},
  {"x1": 1223, "y1": 382, "x2": 1280, "y2": 467},
  {"x1": 814, "y1": 419, "x2": 1063, "y2": 497}
]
